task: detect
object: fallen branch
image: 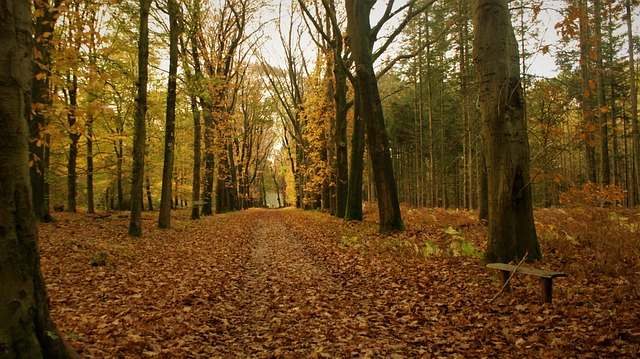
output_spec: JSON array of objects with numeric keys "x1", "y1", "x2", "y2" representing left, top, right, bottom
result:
[{"x1": 489, "y1": 252, "x2": 528, "y2": 303}]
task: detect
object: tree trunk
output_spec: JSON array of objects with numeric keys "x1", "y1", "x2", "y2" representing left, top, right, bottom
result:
[
  {"x1": 129, "y1": 0, "x2": 151, "y2": 236},
  {"x1": 146, "y1": 177, "x2": 154, "y2": 211},
  {"x1": 626, "y1": 0, "x2": 639, "y2": 207},
  {"x1": 86, "y1": 112, "x2": 95, "y2": 213},
  {"x1": 593, "y1": 0, "x2": 610, "y2": 186},
  {"x1": 472, "y1": 0, "x2": 541, "y2": 262},
  {"x1": 190, "y1": 94, "x2": 202, "y2": 219},
  {"x1": 0, "y1": 1, "x2": 78, "y2": 356},
  {"x1": 345, "y1": 0, "x2": 404, "y2": 232},
  {"x1": 334, "y1": 56, "x2": 349, "y2": 218},
  {"x1": 345, "y1": 84, "x2": 365, "y2": 221},
  {"x1": 66, "y1": 73, "x2": 79, "y2": 213},
  {"x1": 158, "y1": 0, "x2": 179, "y2": 229},
  {"x1": 30, "y1": 0, "x2": 60, "y2": 222},
  {"x1": 579, "y1": 0, "x2": 598, "y2": 184}
]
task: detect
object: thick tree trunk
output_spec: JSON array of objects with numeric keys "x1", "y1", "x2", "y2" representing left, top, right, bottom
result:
[
  {"x1": 0, "y1": 1, "x2": 78, "y2": 356},
  {"x1": 345, "y1": 0, "x2": 404, "y2": 232},
  {"x1": 472, "y1": 0, "x2": 541, "y2": 262},
  {"x1": 129, "y1": 0, "x2": 151, "y2": 236},
  {"x1": 158, "y1": 0, "x2": 179, "y2": 229}
]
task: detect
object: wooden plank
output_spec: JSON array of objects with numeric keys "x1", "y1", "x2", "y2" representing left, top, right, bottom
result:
[{"x1": 486, "y1": 263, "x2": 567, "y2": 279}]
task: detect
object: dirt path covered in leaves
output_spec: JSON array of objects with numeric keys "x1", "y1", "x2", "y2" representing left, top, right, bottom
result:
[{"x1": 40, "y1": 208, "x2": 639, "y2": 358}]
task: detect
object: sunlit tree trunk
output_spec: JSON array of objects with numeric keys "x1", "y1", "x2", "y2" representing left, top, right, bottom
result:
[
  {"x1": 0, "y1": 1, "x2": 79, "y2": 356},
  {"x1": 129, "y1": 0, "x2": 151, "y2": 236},
  {"x1": 472, "y1": 0, "x2": 541, "y2": 262},
  {"x1": 158, "y1": 0, "x2": 179, "y2": 229}
]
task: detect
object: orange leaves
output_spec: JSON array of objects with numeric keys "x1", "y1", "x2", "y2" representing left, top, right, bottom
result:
[{"x1": 37, "y1": 209, "x2": 640, "y2": 357}]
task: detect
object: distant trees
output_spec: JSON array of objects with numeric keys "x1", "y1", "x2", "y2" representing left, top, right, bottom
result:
[{"x1": 25, "y1": 0, "x2": 640, "y2": 240}]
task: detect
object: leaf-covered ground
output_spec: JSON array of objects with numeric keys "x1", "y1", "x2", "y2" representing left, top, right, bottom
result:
[{"x1": 39, "y1": 207, "x2": 640, "y2": 358}]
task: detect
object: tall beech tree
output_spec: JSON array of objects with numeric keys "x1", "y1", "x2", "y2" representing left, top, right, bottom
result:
[
  {"x1": 344, "y1": 0, "x2": 405, "y2": 232},
  {"x1": 129, "y1": 0, "x2": 152, "y2": 237},
  {"x1": 158, "y1": 0, "x2": 180, "y2": 229},
  {"x1": 0, "y1": 1, "x2": 78, "y2": 357},
  {"x1": 472, "y1": 0, "x2": 541, "y2": 262}
]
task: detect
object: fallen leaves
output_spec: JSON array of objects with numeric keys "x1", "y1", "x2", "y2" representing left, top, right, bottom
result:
[{"x1": 38, "y1": 207, "x2": 640, "y2": 358}]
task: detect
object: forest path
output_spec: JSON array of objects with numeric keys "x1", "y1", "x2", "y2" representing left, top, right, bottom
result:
[
  {"x1": 39, "y1": 208, "x2": 639, "y2": 358},
  {"x1": 207, "y1": 209, "x2": 413, "y2": 356}
]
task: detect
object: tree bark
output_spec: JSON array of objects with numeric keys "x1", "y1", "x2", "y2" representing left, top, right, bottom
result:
[
  {"x1": 626, "y1": 0, "x2": 639, "y2": 206},
  {"x1": 30, "y1": 0, "x2": 61, "y2": 222},
  {"x1": 593, "y1": 0, "x2": 610, "y2": 186},
  {"x1": 345, "y1": 83, "x2": 365, "y2": 221},
  {"x1": 158, "y1": 0, "x2": 180, "y2": 229},
  {"x1": 0, "y1": 1, "x2": 78, "y2": 356},
  {"x1": 472, "y1": 0, "x2": 541, "y2": 262},
  {"x1": 66, "y1": 73, "x2": 79, "y2": 213},
  {"x1": 129, "y1": 0, "x2": 151, "y2": 236},
  {"x1": 345, "y1": 0, "x2": 404, "y2": 232}
]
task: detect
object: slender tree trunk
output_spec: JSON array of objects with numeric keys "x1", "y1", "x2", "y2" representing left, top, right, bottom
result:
[
  {"x1": 579, "y1": 0, "x2": 598, "y2": 184},
  {"x1": 66, "y1": 73, "x2": 79, "y2": 213},
  {"x1": 158, "y1": 0, "x2": 179, "y2": 229},
  {"x1": 593, "y1": 0, "x2": 610, "y2": 186},
  {"x1": 472, "y1": 0, "x2": 541, "y2": 262},
  {"x1": 146, "y1": 177, "x2": 153, "y2": 211},
  {"x1": 345, "y1": 0, "x2": 404, "y2": 232},
  {"x1": 345, "y1": 84, "x2": 365, "y2": 221},
  {"x1": 30, "y1": 0, "x2": 60, "y2": 222},
  {"x1": 190, "y1": 94, "x2": 202, "y2": 219},
  {"x1": 627, "y1": 0, "x2": 639, "y2": 206},
  {"x1": 86, "y1": 112, "x2": 95, "y2": 213},
  {"x1": 129, "y1": 0, "x2": 151, "y2": 236},
  {"x1": 334, "y1": 55, "x2": 349, "y2": 218},
  {"x1": 0, "y1": 1, "x2": 78, "y2": 356}
]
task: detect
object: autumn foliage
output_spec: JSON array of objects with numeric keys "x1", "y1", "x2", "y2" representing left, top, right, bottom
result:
[{"x1": 39, "y1": 206, "x2": 639, "y2": 357}]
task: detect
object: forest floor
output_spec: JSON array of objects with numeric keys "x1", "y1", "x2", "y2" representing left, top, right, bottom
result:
[{"x1": 39, "y1": 205, "x2": 640, "y2": 358}]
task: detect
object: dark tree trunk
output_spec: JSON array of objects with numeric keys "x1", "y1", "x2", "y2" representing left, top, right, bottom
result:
[
  {"x1": 345, "y1": 0, "x2": 404, "y2": 232},
  {"x1": 0, "y1": 1, "x2": 78, "y2": 356},
  {"x1": 129, "y1": 0, "x2": 151, "y2": 236},
  {"x1": 66, "y1": 73, "x2": 79, "y2": 213},
  {"x1": 30, "y1": 0, "x2": 61, "y2": 222},
  {"x1": 146, "y1": 177, "x2": 154, "y2": 211},
  {"x1": 472, "y1": 0, "x2": 541, "y2": 263},
  {"x1": 334, "y1": 62, "x2": 349, "y2": 218},
  {"x1": 158, "y1": 0, "x2": 179, "y2": 229},
  {"x1": 190, "y1": 94, "x2": 201, "y2": 219},
  {"x1": 86, "y1": 113, "x2": 95, "y2": 213},
  {"x1": 345, "y1": 84, "x2": 365, "y2": 221}
]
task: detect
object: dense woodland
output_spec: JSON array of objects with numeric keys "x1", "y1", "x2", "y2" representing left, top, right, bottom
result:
[
  {"x1": 2, "y1": 0, "x2": 640, "y2": 357},
  {"x1": 28, "y1": 0, "x2": 640, "y2": 221}
]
